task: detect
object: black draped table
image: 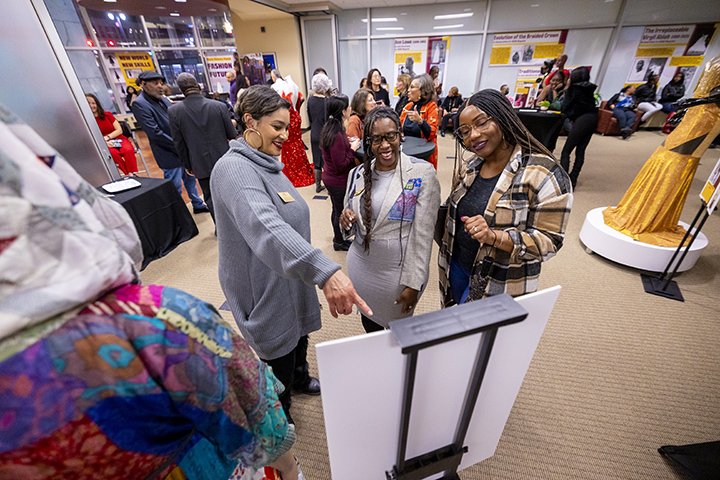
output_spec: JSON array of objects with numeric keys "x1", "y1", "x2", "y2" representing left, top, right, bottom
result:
[
  {"x1": 357, "y1": 136, "x2": 436, "y2": 161},
  {"x1": 107, "y1": 177, "x2": 198, "y2": 269},
  {"x1": 516, "y1": 108, "x2": 564, "y2": 151}
]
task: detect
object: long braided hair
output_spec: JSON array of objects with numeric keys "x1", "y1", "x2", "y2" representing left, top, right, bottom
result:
[
  {"x1": 360, "y1": 106, "x2": 402, "y2": 252},
  {"x1": 456, "y1": 89, "x2": 554, "y2": 161}
]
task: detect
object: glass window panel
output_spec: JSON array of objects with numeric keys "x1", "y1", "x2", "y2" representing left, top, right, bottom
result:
[
  {"x1": 66, "y1": 50, "x2": 116, "y2": 112},
  {"x1": 156, "y1": 50, "x2": 207, "y2": 93},
  {"x1": 337, "y1": 9, "x2": 369, "y2": 39},
  {"x1": 489, "y1": 0, "x2": 619, "y2": 31},
  {"x1": 339, "y1": 39, "x2": 368, "y2": 93},
  {"x1": 44, "y1": 0, "x2": 92, "y2": 47},
  {"x1": 144, "y1": 16, "x2": 196, "y2": 48},
  {"x1": 196, "y1": 15, "x2": 236, "y2": 48},
  {"x1": 370, "y1": 2, "x2": 486, "y2": 37},
  {"x1": 86, "y1": 8, "x2": 148, "y2": 48}
]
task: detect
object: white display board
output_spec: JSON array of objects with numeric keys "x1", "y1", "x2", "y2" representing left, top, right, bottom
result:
[{"x1": 316, "y1": 286, "x2": 561, "y2": 480}]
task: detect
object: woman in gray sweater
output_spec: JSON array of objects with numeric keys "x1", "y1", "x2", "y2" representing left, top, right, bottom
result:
[{"x1": 211, "y1": 85, "x2": 371, "y2": 423}]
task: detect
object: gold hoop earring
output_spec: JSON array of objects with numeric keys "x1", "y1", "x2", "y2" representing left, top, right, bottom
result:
[{"x1": 243, "y1": 128, "x2": 264, "y2": 150}]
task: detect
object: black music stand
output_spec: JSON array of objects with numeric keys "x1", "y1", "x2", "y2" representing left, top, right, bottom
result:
[{"x1": 386, "y1": 294, "x2": 528, "y2": 480}]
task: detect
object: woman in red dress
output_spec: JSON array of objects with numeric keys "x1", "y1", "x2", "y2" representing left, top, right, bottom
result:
[
  {"x1": 85, "y1": 94, "x2": 138, "y2": 175},
  {"x1": 271, "y1": 76, "x2": 314, "y2": 188}
]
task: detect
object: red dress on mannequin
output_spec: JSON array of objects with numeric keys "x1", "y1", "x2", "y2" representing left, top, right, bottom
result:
[{"x1": 280, "y1": 94, "x2": 314, "y2": 188}]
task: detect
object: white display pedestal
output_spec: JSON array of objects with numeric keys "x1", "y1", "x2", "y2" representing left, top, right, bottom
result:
[{"x1": 579, "y1": 207, "x2": 708, "y2": 272}]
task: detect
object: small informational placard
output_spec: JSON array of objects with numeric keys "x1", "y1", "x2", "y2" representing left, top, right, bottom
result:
[{"x1": 700, "y1": 156, "x2": 720, "y2": 214}]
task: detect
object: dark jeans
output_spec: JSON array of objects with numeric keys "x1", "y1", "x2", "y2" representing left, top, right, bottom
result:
[
  {"x1": 440, "y1": 112, "x2": 457, "y2": 132},
  {"x1": 262, "y1": 335, "x2": 311, "y2": 417},
  {"x1": 327, "y1": 184, "x2": 346, "y2": 243},
  {"x1": 612, "y1": 108, "x2": 637, "y2": 130},
  {"x1": 361, "y1": 314, "x2": 385, "y2": 333},
  {"x1": 197, "y1": 176, "x2": 214, "y2": 221},
  {"x1": 560, "y1": 111, "x2": 598, "y2": 184}
]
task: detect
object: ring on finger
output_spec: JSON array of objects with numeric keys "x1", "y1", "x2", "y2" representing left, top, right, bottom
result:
[{"x1": 472, "y1": 226, "x2": 478, "y2": 233}]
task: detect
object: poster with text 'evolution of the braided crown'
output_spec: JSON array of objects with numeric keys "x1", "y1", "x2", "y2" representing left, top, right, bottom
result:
[{"x1": 490, "y1": 30, "x2": 567, "y2": 66}]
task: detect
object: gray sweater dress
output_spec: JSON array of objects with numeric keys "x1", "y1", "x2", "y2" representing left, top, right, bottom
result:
[{"x1": 211, "y1": 139, "x2": 341, "y2": 360}]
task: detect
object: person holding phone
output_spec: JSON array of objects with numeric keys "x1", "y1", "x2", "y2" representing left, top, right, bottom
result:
[{"x1": 367, "y1": 68, "x2": 390, "y2": 107}]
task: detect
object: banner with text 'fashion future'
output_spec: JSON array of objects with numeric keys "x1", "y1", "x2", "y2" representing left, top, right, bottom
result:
[
  {"x1": 490, "y1": 30, "x2": 567, "y2": 66},
  {"x1": 205, "y1": 54, "x2": 234, "y2": 93}
]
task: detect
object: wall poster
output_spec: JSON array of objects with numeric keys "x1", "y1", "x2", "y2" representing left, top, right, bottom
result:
[
  {"x1": 115, "y1": 53, "x2": 155, "y2": 87},
  {"x1": 513, "y1": 66, "x2": 543, "y2": 108},
  {"x1": 427, "y1": 36, "x2": 450, "y2": 94},
  {"x1": 238, "y1": 53, "x2": 267, "y2": 86},
  {"x1": 205, "y1": 53, "x2": 234, "y2": 93},
  {"x1": 394, "y1": 38, "x2": 428, "y2": 79},
  {"x1": 490, "y1": 30, "x2": 567, "y2": 66},
  {"x1": 626, "y1": 24, "x2": 717, "y2": 90}
]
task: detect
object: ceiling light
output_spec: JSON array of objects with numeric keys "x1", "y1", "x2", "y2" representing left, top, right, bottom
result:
[
  {"x1": 155, "y1": 6, "x2": 167, "y2": 9},
  {"x1": 107, "y1": 12, "x2": 115, "y2": 20},
  {"x1": 175, "y1": 0, "x2": 188, "y2": 2},
  {"x1": 433, "y1": 24, "x2": 464, "y2": 29},
  {"x1": 119, "y1": 13, "x2": 126, "y2": 21},
  {"x1": 102, "y1": 0, "x2": 117, "y2": 3},
  {"x1": 170, "y1": 12, "x2": 181, "y2": 17},
  {"x1": 376, "y1": 27, "x2": 404, "y2": 31},
  {"x1": 531, "y1": 3, "x2": 540, "y2": 6},
  {"x1": 208, "y1": 8, "x2": 217, "y2": 11},
  {"x1": 434, "y1": 12, "x2": 473, "y2": 20},
  {"x1": 361, "y1": 17, "x2": 398, "y2": 23}
]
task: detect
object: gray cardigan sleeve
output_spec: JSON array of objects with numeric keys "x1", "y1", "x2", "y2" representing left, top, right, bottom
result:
[{"x1": 219, "y1": 162, "x2": 340, "y2": 288}]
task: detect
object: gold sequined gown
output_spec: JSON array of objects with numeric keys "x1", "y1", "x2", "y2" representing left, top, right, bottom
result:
[{"x1": 603, "y1": 56, "x2": 720, "y2": 247}]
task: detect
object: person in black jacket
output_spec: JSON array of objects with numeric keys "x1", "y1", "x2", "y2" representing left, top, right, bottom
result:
[
  {"x1": 168, "y1": 73, "x2": 237, "y2": 219},
  {"x1": 439, "y1": 86, "x2": 463, "y2": 136},
  {"x1": 560, "y1": 67, "x2": 598, "y2": 188},
  {"x1": 660, "y1": 72, "x2": 686, "y2": 113},
  {"x1": 635, "y1": 73, "x2": 663, "y2": 122},
  {"x1": 366, "y1": 68, "x2": 390, "y2": 107}
]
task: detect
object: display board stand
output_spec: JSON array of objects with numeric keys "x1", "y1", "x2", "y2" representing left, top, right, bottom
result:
[
  {"x1": 386, "y1": 294, "x2": 528, "y2": 480},
  {"x1": 641, "y1": 202, "x2": 711, "y2": 302}
]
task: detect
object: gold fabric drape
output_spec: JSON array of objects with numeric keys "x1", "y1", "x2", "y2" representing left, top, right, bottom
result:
[{"x1": 604, "y1": 56, "x2": 720, "y2": 247}]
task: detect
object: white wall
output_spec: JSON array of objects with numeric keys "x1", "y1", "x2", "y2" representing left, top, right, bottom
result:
[
  {"x1": 599, "y1": 26, "x2": 644, "y2": 99},
  {"x1": 339, "y1": 39, "x2": 368, "y2": 95},
  {"x1": 443, "y1": 34, "x2": 483, "y2": 98}
]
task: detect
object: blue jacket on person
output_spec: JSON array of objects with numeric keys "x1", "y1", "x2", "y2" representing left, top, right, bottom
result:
[{"x1": 131, "y1": 91, "x2": 182, "y2": 169}]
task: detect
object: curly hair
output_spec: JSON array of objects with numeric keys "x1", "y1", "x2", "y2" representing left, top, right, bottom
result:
[
  {"x1": 235, "y1": 85, "x2": 290, "y2": 133},
  {"x1": 360, "y1": 106, "x2": 402, "y2": 251},
  {"x1": 311, "y1": 73, "x2": 332, "y2": 95}
]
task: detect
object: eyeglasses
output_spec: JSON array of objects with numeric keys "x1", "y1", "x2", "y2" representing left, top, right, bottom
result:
[
  {"x1": 369, "y1": 131, "x2": 400, "y2": 145},
  {"x1": 454, "y1": 115, "x2": 493, "y2": 140}
]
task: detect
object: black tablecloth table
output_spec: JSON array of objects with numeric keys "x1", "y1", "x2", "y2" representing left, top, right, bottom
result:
[
  {"x1": 516, "y1": 109, "x2": 564, "y2": 151},
  {"x1": 108, "y1": 177, "x2": 198, "y2": 269},
  {"x1": 357, "y1": 136, "x2": 436, "y2": 161}
]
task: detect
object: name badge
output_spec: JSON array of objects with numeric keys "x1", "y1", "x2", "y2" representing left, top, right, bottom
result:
[{"x1": 277, "y1": 191, "x2": 295, "y2": 203}]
